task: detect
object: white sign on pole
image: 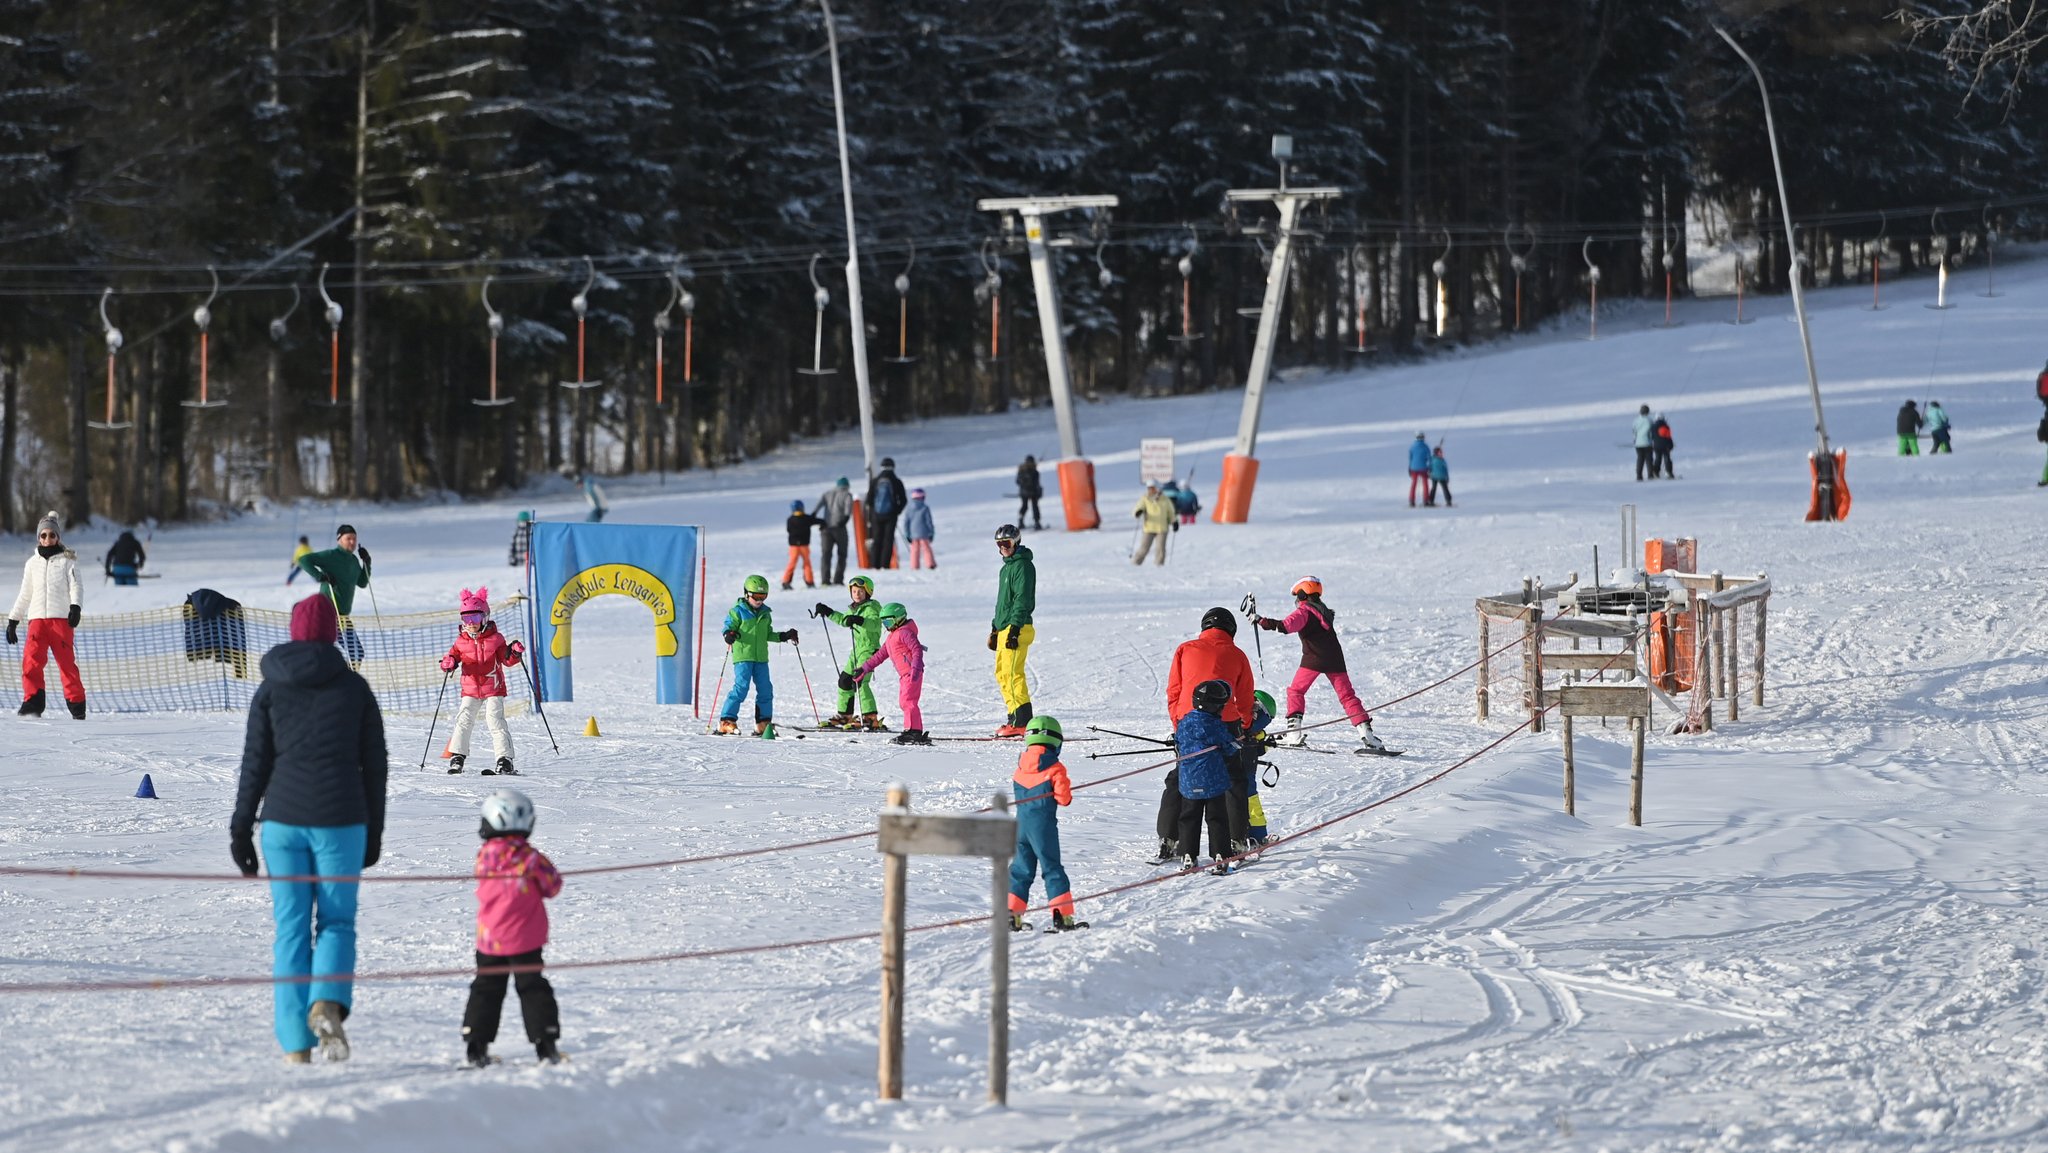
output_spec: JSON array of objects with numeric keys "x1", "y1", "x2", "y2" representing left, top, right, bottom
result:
[{"x1": 1139, "y1": 438, "x2": 1176, "y2": 485}]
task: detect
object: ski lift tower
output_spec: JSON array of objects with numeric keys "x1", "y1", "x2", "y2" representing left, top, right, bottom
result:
[
  {"x1": 976, "y1": 194, "x2": 1118, "y2": 531},
  {"x1": 1214, "y1": 135, "x2": 1341, "y2": 523}
]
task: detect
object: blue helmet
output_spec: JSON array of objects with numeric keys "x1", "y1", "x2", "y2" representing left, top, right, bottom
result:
[{"x1": 790, "y1": 499, "x2": 805, "y2": 512}]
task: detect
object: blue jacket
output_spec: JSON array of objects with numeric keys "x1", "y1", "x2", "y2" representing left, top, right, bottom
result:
[
  {"x1": 234, "y1": 642, "x2": 389, "y2": 843},
  {"x1": 1174, "y1": 710, "x2": 1238, "y2": 799},
  {"x1": 901, "y1": 498, "x2": 935, "y2": 541},
  {"x1": 1428, "y1": 453, "x2": 1449, "y2": 481},
  {"x1": 1408, "y1": 438, "x2": 1432, "y2": 472},
  {"x1": 1926, "y1": 405, "x2": 1951, "y2": 433}
]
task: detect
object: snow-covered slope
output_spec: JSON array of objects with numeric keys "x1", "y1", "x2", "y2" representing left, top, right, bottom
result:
[{"x1": 4, "y1": 257, "x2": 2047, "y2": 1152}]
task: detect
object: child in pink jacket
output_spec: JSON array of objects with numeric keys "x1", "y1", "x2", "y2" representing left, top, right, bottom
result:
[
  {"x1": 843, "y1": 601, "x2": 929, "y2": 746},
  {"x1": 439, "y1": 587, "x2": 524, "y2": 776},
  {"x1": 463, "y1": 788, "x2": 564, "y2": 1067}
]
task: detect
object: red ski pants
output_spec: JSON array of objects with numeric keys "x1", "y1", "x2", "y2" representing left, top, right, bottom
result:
[
  {"x1": 22, "y1": 618, "x2": 84, "y2": 703},
  {"x1": 1285, "y1": 667, "x2": 1368, "y2": 726}
]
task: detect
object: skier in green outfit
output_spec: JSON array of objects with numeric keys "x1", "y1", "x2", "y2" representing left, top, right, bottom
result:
[
  {"x1": 815, "y1": 574, "x2": 886, "y2": 730},
  {"x1": 296, "y1": 523, "x2": 373, "y2": 665},
  {"x1": 717, "y1": 575, "x2": 798, "y2": 738}
]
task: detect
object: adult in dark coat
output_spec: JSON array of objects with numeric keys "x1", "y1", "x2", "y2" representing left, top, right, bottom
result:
[
  {"x1": 1015, "y1": 456, "x2": 1044, "y2": 530},
  {"x1": 1896, "y1": 400, "x2": 1924, "y2": 456},
  {"x1": 105, "y1": 529, "x2": 147, "y2": 585},
  {"x1": 231, "y1": 594, "x2": 389, "y2": 1064},
  {"x1": 864, "y1": 457, "x2": 908, "y2": 568}
]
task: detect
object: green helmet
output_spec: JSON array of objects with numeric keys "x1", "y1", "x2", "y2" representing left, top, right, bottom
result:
[
  {"x1": 847, "y1": 574, "x2": 875, "y2": 594},
  {"x1": 1253, "y1": 690, "x2": 1276, "y2": 717},
  {"x1": 1024, "y1": 715, "x2": 1064, "y2": 747},
  {"x1": 742, "y1": 574, "x2": 770, "y2": 596},
  {"x1": 878, "y1": 602, "x2": 908, "y2": 628}
]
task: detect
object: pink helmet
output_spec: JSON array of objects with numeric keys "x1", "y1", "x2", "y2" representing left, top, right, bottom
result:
[{"x1": 459, "y1": 587, "x2": 490, "y2": 618}]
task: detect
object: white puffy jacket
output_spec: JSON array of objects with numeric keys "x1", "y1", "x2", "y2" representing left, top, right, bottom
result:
[{"x1": 12, "y1": 550, "x2": 82, "y2": 622}]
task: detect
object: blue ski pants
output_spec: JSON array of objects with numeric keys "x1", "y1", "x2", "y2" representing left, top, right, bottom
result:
[
  {"x1": 261, "y1": 821, "x2": 367, "y2": 1053},
  {"x1": 721, "y1": 660, "x2": 774, "y2": 721}
]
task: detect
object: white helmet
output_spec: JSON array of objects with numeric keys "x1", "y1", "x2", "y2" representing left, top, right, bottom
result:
[{"x1": 480, "y1": 788, "x2": 535, "y2": 835}]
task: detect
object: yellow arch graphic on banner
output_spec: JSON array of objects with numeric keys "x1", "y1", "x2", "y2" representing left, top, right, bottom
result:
[{"x1": 549, "y1": 563, "x2": 679, "y2": 660}]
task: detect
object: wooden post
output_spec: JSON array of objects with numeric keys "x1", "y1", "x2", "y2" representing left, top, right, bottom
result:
[
  {"x1": 1477, "y1": 610, "x2": 1490, "y2": 720},
  {"x1": 1528, "y1": 606, "x2": 1545, "y2": 733},
  {"x1": 1753, "y1": 596, "x2": 1767, "y2": 707},
  {"x1": 879, "y1": 784, "x2": 908, "y2": 1100},
  {"x1": 1696, "y1": 611, "x2": 1713, "y2": 733},
  {"x1": 1628, "y1": 716, "x2": 1646, "y2": 826},
  {"x1": 1727, "y1": 601, "x2": 1741, "y2": 722},
  {"x1": 1710, "y1": 571, "x2": 1726, "y2": 700},
  {"x1": 989, "y1": 792, "x2": 1010, "y2": 1107},
  {"x1": 1561, "y1": 713, "x2": 1575, "y2": 815}
]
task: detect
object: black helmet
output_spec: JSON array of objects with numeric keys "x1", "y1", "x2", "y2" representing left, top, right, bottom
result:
[
  {"x1": 1200, "y1": 607, "x2": 1236, "y2": 636},
  {"x1": 994, "y1": 523, "x2": 1021, "y2": 543},
  {"x1": 1192, "y1": 679, "x2": 1232, "y2": 714}
]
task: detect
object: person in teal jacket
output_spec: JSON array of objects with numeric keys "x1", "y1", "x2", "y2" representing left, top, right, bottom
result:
[
  {"x1": 1427, "y1": 445, "x2": 1452, "y2": 507},
  {"x1": 719, "y1": 575, "x2": 797, "y2": 738},
  {"x1": 990, "y1": 524, "x2": 1036, "y2": 735},
  {"x1": 816, "y1": 575, "x2": 885, "y2": 729}
]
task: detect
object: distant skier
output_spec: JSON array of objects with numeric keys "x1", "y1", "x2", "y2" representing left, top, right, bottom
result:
[
  {"x1": 722, "y1": 575, "x2": 798, "y2": 738},
  {"x1": 1162, "y1": 478, "x2": 1200, "y2": 525},
  {"x1": 1926, "y1": 401, "x2": 1952, "y2": 454},
  {"x1": 506, "y1": 512, "x2": 531, "y2": 568},
  {"x1": 844, "y1": 601, "x2": 928, "y2": 745},
  {"x1": 1427, "y1": 445, "x2": 1453, "y2": 507},
  {"x1": 989, "y1": 524, "x2": 1036, "y2": 736},
  {"x1": 438, "y1": 587, "x2": 525, "y2": 774},
  {"x1": 1408, "y1": 432, "x2": 1432, "y2": 506},
  {"x1": 1015, "y1": 455, "x2": 1044, "y2": 530},
  {"x1": 864, "y1": 457, "x2": 908, "y2": 568},
  {"x1": 817, "y1": 575, "x2": 885, "y2": 730},
  {"x1": 812, "y1": 478, "x2": 853, "y2": 586},
  {"x1": 105, "y1": 528, "x2": 146, "y2": 585},
  {"x1": 1632, "y1": 405, "x2": 1655, "y2": 481},
  {"x1": 289, "y1": 534, "x2": 313, "y2": 585},
  {"x1": 1652, "y1": 414, "x2": 1675, "y2": 479},
  {"x1": 902, "y1": 487, "x2": 936, "y2": 570},
  {"x1": 1173, "y1": 679, "x2": 1241, "y2": 875},
  {"x1": 581, "y1": 473, "x2": 608, "y2": 522},
  {"x1": 781, "y1": 500, "x2": 821, "y2": 590},
  {"x1": 1897, "y1": 400, "x2": 1924, "y2": 456},
  {"x1": 2037, "y1": 359, "x2": 2048, "y2": 408},
  {"x1": 1131, "y1": 482, "x2": 1175, "y2": 565},
  {"x1": 1252, "y1": 576, "x2": 1388, "y2": 752},
  {"x1": 1006, "y1": 715, "x2": 1085, "y2": 930},
  {"x1": 463, "y1": 788, "x2": 566, "y2": 1067},
  {"x1": 2036, "y1": 411, "x2": 2048, "y2": 486}
]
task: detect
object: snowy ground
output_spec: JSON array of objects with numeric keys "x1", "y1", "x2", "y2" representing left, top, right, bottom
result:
[{"x1": 4, "y1": 254, "x2": 2048, "y2": 1153}]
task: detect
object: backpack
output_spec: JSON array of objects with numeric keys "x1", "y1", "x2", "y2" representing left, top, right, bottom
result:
[
  {"x1": 1653, "y1": 420, "x2": 1671, "y2": 442},
  {"x1": 2037, "y1": 370, "x2": 2048, "y2": 404},
  {"x1": 872, "y1": 475, "x2": 902, "y2": 517}
]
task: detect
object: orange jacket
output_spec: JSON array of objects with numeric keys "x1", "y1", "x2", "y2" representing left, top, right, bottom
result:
[
  {"x1": 1166, "y1": 627, "x2": 1255, "y2": 728},
  {"x1": 1012, "y1": 743, "x2": 1072, "y2": 806}
]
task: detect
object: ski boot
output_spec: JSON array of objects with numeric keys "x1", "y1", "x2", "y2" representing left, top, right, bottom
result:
[
  {"x1": 1153, "y1": 837, "x2": 1179, "y2": 864},
  {"x1": 464, "y1": 1041, "x2": 494, "y2": 1069},
  {"x1": 65, "y1": 698, "x2": 85, "y2": 720},
  {"x1": 890, "y1": 729, "x2": 931, "y2": 746},
  {"x1": 307, "y1": 1000, "x2": 350, "y2": 1062},
  {"x1": 284, "y1": 1049, "x2": 312, "y2": 1065},
  {"x1": 780, "y1": 581, "x2": 794, "y2": 591},
  {"x1": 823, "y1": 712, "x2": 856, "y2": 730},
  {"x1": 486, "y1": 758, "x2": 517, "y2": 776},
  {"x1": 1008, "y1": 913, "x2": 1032, "y2": 933},
  {"x1": 715, "y1": 718, "x2": 740, "y2": 735},
  {"x1": 1180, "y1": 854, "x2": 1201, "y2": 875},
  {"x1": 447, "y1": 753, "x2": 467, "y2": 775},
  {"x1": 1277, "y1": 714, "x2": 1307, "y2": 747},
  {"x1": 1357, "y1": 720, "x2": 1388, "y2": 753},
  {"x1": 755, "y1": 720, "x2": 777, "y2": 740},
  {"x1": 17, "y1": 691, "x2": 44, "y2": 717},
  {"x1": 1048, "y1": 912, "x2": 1090, "y2": 931},
  {"x1": 1209, "y1": 857, "x2": 1233, "y2": 877},
  {"x1": 535, "y1": 1038, "x2": 566, "y2": 1065},
  {"x1": 1246, "y1": 835, "x2": 1271, "y2": 862},
  {"x1": 860, "y1": 712, "x2": 889, "y2": 732}
]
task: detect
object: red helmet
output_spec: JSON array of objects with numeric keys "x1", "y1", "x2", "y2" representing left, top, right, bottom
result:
[{"x1": 1291, "y1": 576, "x2": 1323, "y2": 598}]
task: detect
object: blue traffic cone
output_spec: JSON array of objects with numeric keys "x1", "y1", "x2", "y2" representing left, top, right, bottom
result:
[{"x1": 134, "y1": 773, "x2": 157, "y2": 799}]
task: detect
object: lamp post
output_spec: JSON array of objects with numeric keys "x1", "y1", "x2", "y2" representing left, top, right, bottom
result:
[{"x1": 819, "y1": 0, "x2": 877, "y2": 492}]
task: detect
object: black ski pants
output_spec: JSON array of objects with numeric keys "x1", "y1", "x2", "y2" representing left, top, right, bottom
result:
[
  {"x1": 1634, "y1": 446, "x2": 1654, "y2": 480},
  {"x1": 868, "y1": 513, "x2": 900, "y2": 568},
  {"x1": 1177, "y1": 795, "x2": 1230, "y2": 861},
  {"x1": 1156, "y1": 769, "x2": 1183, "y2": 845},
  {"x1": 1019, "y1": 494, "x2": 1042, "y2": 528},
  {"x1": 1225, "y1": 751, "x2": 1256, "y2": 849},
  {"x1": 820, "y1": 525, "x2": 849, "y2": 586},
  {"x1": 462, "y1": 948, "x2": 561, "y2": 1047}
]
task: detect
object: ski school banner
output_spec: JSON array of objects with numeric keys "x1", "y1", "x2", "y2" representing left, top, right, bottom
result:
[{"x1": 528, "y1": 521, "x2": 701, "y2": 705}]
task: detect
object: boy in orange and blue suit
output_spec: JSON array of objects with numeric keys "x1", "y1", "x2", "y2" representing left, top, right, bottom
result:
[{"x1": 1007, "y1": 714, "x2": 1087, "y2": 931}]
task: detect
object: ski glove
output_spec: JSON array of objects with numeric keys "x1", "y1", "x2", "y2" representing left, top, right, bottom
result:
[
  {"x1": 504, "y1": 640, "x2": 523, "y2": 664},
  {"x1": 1171, "y1": 522, "x2": 1178, "y2": 532},
  {"x1": 230, "y1": 831, "x2": 260, "y2": 878},
  {"x1": 780, "y1": 629, "x2": 798, "y2": 643},
  {"x1": 813, "y1": 602, "x2": 835, "y2": 620},
  {"x1": 1004, "y1": 626, "x2": 1021, "y2": 650},
  {"x1": 356, "y1": 545, "x2": 371, "y2": 566},
  {"x1": 4, "y1": 620, "x2": 15, "y2": 645},
  {"x1": 987, "y1": 630, "x2": 999, "y2": 652},
  {"x1": 722, "y1": 629, "x2": 739, "y2": 646},
  {"x1": 837, "y1": 672, "x2": 856, "y2": 691},
  {"x1": 1256, "y1": 616, "x2": 1282, "y2": 631},
  {"x1": 66, "y1": 605, "x2": 79, "y2": 628},
  {"x1": 362, "y1": 833, "x2": 380, "y2": 870},
  {"x1": 439, "y1": 655, "x2": 458, "y2": 673}
]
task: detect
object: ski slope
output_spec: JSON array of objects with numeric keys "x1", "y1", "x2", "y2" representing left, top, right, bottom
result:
[{"x1": 4, "y1": 254, "x2": 2048, "y2": 1153}]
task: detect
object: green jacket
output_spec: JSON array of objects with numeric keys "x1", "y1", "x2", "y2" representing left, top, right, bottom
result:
[
  {"x1": 828, "y1": 599, "x2": 884, "y2": 665},
  {"x1": 296, "y1": 546, "x2": 370, "y2": 616},
  {"x1": 723, "y1": 599, "x2": 781, "y2": 663},
  {"x1": 992, "y1": 544, "x2": 1035, "y2": 629}
]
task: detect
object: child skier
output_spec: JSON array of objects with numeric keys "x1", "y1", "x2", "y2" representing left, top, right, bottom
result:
[
  {"x1": 1252, "y1": 576, "x2": 1388, "y2": 752},
  {"x1": 1174, "y1": 679, "x2": 1240, "y2": 875},
  {"x1": 1165, "y1": 479, "x2": 1201, "y2": 525},
  {"x1": 438, "y1": 588, "x2": 526, "y2": 775},
  {"x1": 781, "y1": 500, "x2": 821, "y2": 590},
  {"x1": 902, "y1": 488, "x2": 936, "y2": 570},
  {"x1": 842, "y1": 601, "x2": 929, "y2": 745},
  {"x1": 1926, "y1": 401, "x2": 1953, "y2": 454},
  {"x1": 463, "y1": 788, "x2": 565, "y2": 1067},
  {"x1": 719, "y1": 575, "x2": 798, "y2": 738},
  {"x1": 1428, "y1": 445, "x2": 1453, "y2": 507},
  {"x1": 286, "y1": 535, "x2": 312, "y2": 586},
  {"x1": 816, "y1": 575, "x2": 886, "y2": 730},
  {"x1": 1247, "y1": 690, "x2": 1277, "y2": 850},
  {"x1": 1007, "y1": 715, "x2": 1086, "y2": 931}
]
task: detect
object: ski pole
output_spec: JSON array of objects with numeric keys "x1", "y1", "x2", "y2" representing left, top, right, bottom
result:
[
  {"x1": 420, "y1": 666, "x2": 454, "y2": 770},
  {"x1": 791, "y1": 636, "x2": 823, "y2": 725},
  {"x1": 706, "y1": 643, "x2": 731, "y2": 731},
  {"x1": 1241, "y1": 593, "x2": 1264, "y2": 672},
  {"x1": 519, "y1": 652, "x2": 559, "y2": 754},
  {"x1": 1087, "y1": 746, "x2": 1182, "y2": 760},
  {"x1": 1084, "y1": 724, "x2": 1172, "y2": 745}
]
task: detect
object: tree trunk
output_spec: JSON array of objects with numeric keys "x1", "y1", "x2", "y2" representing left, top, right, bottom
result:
[{"x1": 67, "y1": 330, "x2": 91, "y2": 528}]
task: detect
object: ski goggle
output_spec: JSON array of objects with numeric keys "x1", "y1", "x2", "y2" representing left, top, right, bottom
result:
[{"x1": 460, "y1": 610, "x2": 487, "y2": 625}]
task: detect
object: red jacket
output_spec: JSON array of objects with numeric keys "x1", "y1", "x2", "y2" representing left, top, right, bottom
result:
[
  {"x1": 1012, "y1": 743, "x2": 1072, "y2": 807},
  {"x1": 444, "y1": 622, "x2": 521, "y2": 699},
  {"x1": 1166, "y1": 627, "x2": 1255, "y2": 728}
]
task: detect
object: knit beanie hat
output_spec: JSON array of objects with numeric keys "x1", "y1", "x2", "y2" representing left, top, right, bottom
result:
[
  {"x1": 36, "y1": 511, "x2": 59, "y2": 537},
  {"x1": 290, "y1": 595, "x2": 339, "y2": 644}
]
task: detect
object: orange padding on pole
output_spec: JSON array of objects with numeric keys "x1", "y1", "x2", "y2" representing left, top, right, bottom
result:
[
  {"x1": 1056, "y1": 459, "x2": 1100, "y2": 531},
  {"x1": 1212, "y1": 453, "x2": 1259, "y2": 523},
  {"x1": 1804, "y1": 449, "x2": 1851, "y2": 522}
]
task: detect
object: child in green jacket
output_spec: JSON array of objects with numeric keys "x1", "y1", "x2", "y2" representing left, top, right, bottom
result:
[
  {"x1": 718, "y1": 575, "x2": 797, "y2": 738},
  {"x1": 815, "y1": 575, "x2": 885, "y2": 729}
]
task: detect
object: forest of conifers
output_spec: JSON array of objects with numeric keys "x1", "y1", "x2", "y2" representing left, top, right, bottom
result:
[{"x1": 1, "y1": 0, "x2": 2042, "y2": 527}]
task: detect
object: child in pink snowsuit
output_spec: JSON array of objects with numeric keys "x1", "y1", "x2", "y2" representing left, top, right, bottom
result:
[
  {"x1": 464, "y1": 788, "x2": 564, "y2": 1066},
  {"x1": 1252, "y1": 576, "x2": 1386, "y2": 750},
  {"x1": 846, "y1": 602, "x2": 929, "y2": 746},
  {"x1": 439, "y1": 588, "x2": 524, "y2": 776}
]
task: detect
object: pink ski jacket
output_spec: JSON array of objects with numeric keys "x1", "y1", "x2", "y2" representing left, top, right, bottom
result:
[
  {"x1": 444, "y1": 622, "x2": 522, "y2": 699},
  {"x1": 856, "y1": 618, "x2": 926, "y2": 683},
  {"x1": 474, "y1": 835, "x2": 562, "y2": 956}
]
